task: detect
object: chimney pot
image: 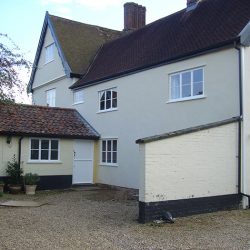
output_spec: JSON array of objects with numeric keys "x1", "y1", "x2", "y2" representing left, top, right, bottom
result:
[{"x1": 124, "y1": 2, "x2": 146, "y2": 32}]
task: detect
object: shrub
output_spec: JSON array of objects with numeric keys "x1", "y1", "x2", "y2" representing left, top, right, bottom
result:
[
  {"x1": 6, "y1": 155, "x2": 23, "y2": 185},
  {"x1": 24, "y1": 173, "x2": 40, "y2": 185}
]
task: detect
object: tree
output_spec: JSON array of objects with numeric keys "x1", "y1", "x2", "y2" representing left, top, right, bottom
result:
[{"x1": 0, "y1": 33, "x2": 30, "y2": 102}]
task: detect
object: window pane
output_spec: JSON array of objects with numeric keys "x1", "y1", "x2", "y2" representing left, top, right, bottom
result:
[
  {"x1": 100, "y1": 92, "x2": 105, "y2": 101},
  {"x1": 107, "y1": 140, "x2": 112, "y2": 151},
  {"x1": 170, "y1": 75, "x2": 180, "y2": 99},
  {"x1": 106, "y1": 91, "x2": 111, "y2": 100},
  {"x1": 31, "y1": 139, "x2": 39, "y2": 149},
  {"x1": 106, "y1": 99, "x2": 111, "y2": 109},
  {"x1": 31, "y1": 150, "x2": 39, "y2": 160},
  {"x1": 51, "y1": 140, "x2": 58, "y2": 150},
  {"x1": 45, "y1": 44, "x2": 54, "y2": 63},
  {"x1": 182, "y1": 72, "x2": 191, "y2": 98},
  {"x1": 41, "y1": 140, "x2": 49, "y2": 149},
  {"x1": 74, "y1": 90, "x2": 84, "y2": 103},
  {"x1": 51, "y1": 150, "x2": 58, "y2": 160},
  {"x1": 113, "y1": 140, "x2": 117, "y2": 151},
  {"x1": 100, "y1": 101, "x2": 105, "y2": 110},
  {"x1": 113, "y1": 152, "x2": 117, "y2": 163},
  {"x1": 102, "y1": 141, "x2": 106, "y2": 151},
  {"x1": 112, "y1": 91, "x2": 117, "y2": 99},
  {"x1": 102, "y1": 152, "x2": 106, "y2": 163},
  {"x1": 193, "y1": 82, "x2": 203, "y2": 96},
  {"x1": 112, "y1": 99, "x2": 117, "y2": 108},
  {"x1": 193, "y1": 69, "x2": 203, "y2": 82},
  {"x1": 107, "y1": 152, "x2": 112, "y2": 163},
  {"x1": 41, "y1": 150, "x2": 49, "y2": 160},
  {"x1": 46, "y1": 89, "x2": 56, "y2": 107}
]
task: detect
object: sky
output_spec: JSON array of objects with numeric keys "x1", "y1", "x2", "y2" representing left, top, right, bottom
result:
[{"x1": 0, "y1": 0, "x2": 187, "y2": 102}]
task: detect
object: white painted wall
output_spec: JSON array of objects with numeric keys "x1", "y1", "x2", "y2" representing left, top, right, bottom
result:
[
  {"x1": 74, "y1": 47, "x2": 240, "y2": 189},
  {"x1": 31, "y1": 26, "x2": 77, "y2": 108},
  {"x1": 139, "y1": 123, "x2": 238, "y2": 203},
  {"x1": 32, "y1": 77, "x2": 75, "y2": 108},
  {"x1": 33, "y1": 27, "x2": 65, "y2": 88}
]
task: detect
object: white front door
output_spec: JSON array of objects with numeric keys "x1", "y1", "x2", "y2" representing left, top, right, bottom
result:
[{"x1": 73, "y1": 140, "x2": 94, "y2": 184}]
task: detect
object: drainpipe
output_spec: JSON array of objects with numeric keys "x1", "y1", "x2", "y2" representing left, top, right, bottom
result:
[
  {"x1": 18, "y1": 136, "x2": 24, "y2": 168},
  {"x1": 235, "y1": 43, "x2": 250, "y2": 207}
]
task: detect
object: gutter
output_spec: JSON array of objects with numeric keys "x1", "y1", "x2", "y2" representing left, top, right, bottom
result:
[
  {"x1": 235, "y1": 43, "x2": 250, "y2": 206},
  {"x1": 18, "y1": 136, "x2": 24, "y2": 168}
]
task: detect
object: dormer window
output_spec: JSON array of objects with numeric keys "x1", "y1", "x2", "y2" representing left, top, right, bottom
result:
[{"x1": 45, "y1": 43, "x2": 54, "y2": 64}]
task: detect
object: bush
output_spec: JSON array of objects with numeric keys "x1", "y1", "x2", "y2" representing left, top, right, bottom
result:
[
  {"x1": 6, "y1": 155, "x2": 23, "y2": 185},
  {"x1": 24, "y1": 173, "x2": 40, "y2": 185}
]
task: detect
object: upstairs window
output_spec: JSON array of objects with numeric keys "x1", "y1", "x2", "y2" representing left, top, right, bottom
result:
[
  {"x1": 99, "y1": 88, "x2": 117, "y2": 112},
  {"x1": 73, "y1": 89, "x2": 84, "y2": 104},
  {"x1": 101, "y1": 139, "x2": 117, "y2": 165},
  {"x1": 45, "y1": 43, "x2": 54, "y2": 64},
  {"x1": 46, "y1": 88, "x2": 56, "y2": 107},
  {"x1": 170, "y1": 68, "x2": 204, "y2": 101},
  {"x1": 30, "y1": 139, "x2": 59, "y2": 161}
]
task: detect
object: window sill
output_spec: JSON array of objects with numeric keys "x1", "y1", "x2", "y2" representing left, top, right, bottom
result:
[
  {"x1": 72, "y1": 101, "x2": 84, "y2": 106},
  {"x1": 27, "y1": 161, "x2": 62, "y2": 164},
  {"x1": 97, "y1": 108, "x2": 118, "y2": 114},
  {"x1": 167, "y1": 95, "x2": 206, "y2": 104},
  {"x1": 99, "y1": 163, "x2": 118, "y2": 167}
]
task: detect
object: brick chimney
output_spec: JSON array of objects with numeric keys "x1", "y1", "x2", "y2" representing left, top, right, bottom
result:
[{"x1": 124, "y1": 2, "x2": 146, "y2": 32}]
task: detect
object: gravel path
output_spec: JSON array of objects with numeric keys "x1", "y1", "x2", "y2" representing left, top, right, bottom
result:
[{"x1": 0, "y1": 189, "x2": 250, "y2": 250}]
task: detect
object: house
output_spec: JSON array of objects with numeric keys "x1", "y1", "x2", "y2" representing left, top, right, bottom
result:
[
  {"x1": 0, "y1": 102, "x2": 99, "y2": 189},
  {"x1": 27, "y1": 0, "x2": 250, "y2": 221}
]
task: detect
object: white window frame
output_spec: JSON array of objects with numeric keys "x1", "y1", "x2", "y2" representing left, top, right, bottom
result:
[
  {"x1": 98, "y1": 88, "x2": 118, "y2": 113},
  {"x1": 45, "y1": 43, "x2": 54, "y2": 64},
  {"x1": 100, "y1": 138, "x2": 118, "y2": 167},
  {"x1": 29, "y1": 138, "x2": 60, "y2": 163},
  {"x1": 46, "y1": 88, "x2": 56, "y2": 107},
  {"x1": 73, "y1": 89, "x2": 84, "y2": 105},
  {"x1": 169, "y1": 67, "x2": 204, "y2": 102}
]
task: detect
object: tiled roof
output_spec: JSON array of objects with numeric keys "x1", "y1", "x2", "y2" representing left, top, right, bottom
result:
[
  {"x1": 71, "y1": 0, "x2": 250, "y2": 89},
  {"x1": 50, "y1": 15, "x2": 122, "y2": 75},
  {"x1": 0, "y1": 102, "x2": 99, "y2": 139}
]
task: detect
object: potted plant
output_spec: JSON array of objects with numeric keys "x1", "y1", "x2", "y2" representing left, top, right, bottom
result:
[
  {"x1": 6, "y1": 155, "x2": 23, "y2": 194},
  {"x1": 24, "y1": 173, "x2": 40, "y2": 195},
  {"x1": 0, "y1": 181, "x2": 4, "y2": 193}
]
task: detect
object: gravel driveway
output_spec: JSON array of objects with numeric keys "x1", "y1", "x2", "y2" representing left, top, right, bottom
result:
[{"x1": 0, "y1": 188, "x2": 249, "y2": 250}]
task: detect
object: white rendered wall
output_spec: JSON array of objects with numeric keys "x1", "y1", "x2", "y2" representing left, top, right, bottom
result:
[
  {"x1": 139, "y1": 123, "x2": 238, "y2": 203},
  {"x1": 31, "y1": 26, "x2": 77, "y2": 108},
  {"x1": 74, "y1": 48, "x2": 240, "y2": 189}
]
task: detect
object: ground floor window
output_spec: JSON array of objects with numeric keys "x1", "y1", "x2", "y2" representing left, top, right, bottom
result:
[
  {"x1": 101, "y1": 139, "x2": 117, "y2": 164},
  {"x1": 30, "y1": 138, "x2": 59, "y2": 161}
]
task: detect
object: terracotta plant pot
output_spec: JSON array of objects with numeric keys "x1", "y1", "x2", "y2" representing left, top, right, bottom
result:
[
  {"x1": 25, "y1": 185, "x2": 37, "y2": 195},
  {"x1": 9, "y1": 185, "x2": 22, "y2": 194}
]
